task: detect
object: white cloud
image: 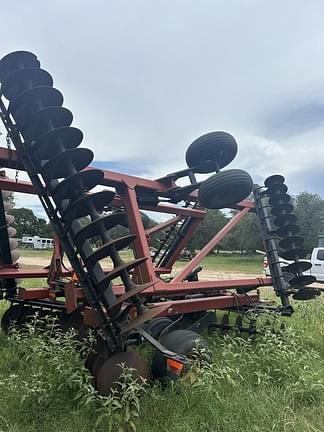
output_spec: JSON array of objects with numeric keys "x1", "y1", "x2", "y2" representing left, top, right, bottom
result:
[{"x1": 0, "y1": 0, "x2": 323, "y2": 218}]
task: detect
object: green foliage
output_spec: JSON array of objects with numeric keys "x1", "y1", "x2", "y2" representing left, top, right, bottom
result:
[
  {"x1": 0, "y1": 315, "x2": 148, "y2": 432},
  {"x1": 294, "y1": 192, "x2": 324, "y2": 253},
  {"x1": 0, "y1": 301, "x2": 324, "y2": 431},
  {"x1": 222, "y1": 212, "x2": 263, "y2": 253},
  {"x1": 189, "y1": 210, "x2": 228, "y2": 250},
  {"x1": 10, "y1": 208, "x2": 53, "y2": 239}
]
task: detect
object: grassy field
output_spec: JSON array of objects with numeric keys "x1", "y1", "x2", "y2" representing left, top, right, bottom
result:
[
  {"x1": 1, "y1": 252, "x2": 323, "y2": 431},
  {"x1": 18, "y1": 249, "x2": 264, "y2": 273}
]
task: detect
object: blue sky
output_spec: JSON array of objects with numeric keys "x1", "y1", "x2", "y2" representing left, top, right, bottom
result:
[{"x1": 1, "y1": 0, "x2": 324, "y2": 219}]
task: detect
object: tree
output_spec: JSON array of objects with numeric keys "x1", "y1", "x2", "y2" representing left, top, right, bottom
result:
[
  {"x1": 189, "y1": 210, "x2": 228, "y2": 251},
  {"x1": 294, "y1": 192, "x2": 324, "y2": 253},
  {"x1": 223, "y1": 212, "x2": 263, "y2": 254},
  {"x1": 10, "y1": 208, "x2": 53, "y2": 239}
]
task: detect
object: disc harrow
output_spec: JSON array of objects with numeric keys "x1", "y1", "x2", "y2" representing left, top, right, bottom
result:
[
  {"x1": 0, "y1": 50, "x2": 321, "y2": 396},
  {"x1": 265, "y1": 175, "x2": 320, "y2": 300},
  {"x1": 0, "y1": 51, "x2": 160, "y2": 348},
  {"x1": 254, "y1": 176, "x2": 320, "y2": 303}
]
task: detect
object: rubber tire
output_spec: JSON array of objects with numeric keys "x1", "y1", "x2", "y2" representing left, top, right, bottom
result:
[
  {"x1": 151, "y1": 329, "x2": 211, "y2": 380},
  {"x1": 198, "y1": 169, "x2": 253, "y2": 209},
  {"x1": 143, "y1": 317, "x2": 173, "y2": 339},
  {"x1": 186, "y1": 131, "x2": 238, "y2": 173},
  {"x1": 96, "y1": 348, "x2": 149, "y2": 396}
]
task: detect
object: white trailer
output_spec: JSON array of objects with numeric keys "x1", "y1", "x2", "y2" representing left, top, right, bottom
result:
[{"x1": 21, "y1": 235, "x2": 54, "y2": 250}]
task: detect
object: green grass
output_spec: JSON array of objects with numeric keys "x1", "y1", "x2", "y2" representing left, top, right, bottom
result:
[
  {"x1": 0, "y1": 301, "x2": 323, "y2": 432},
  {"x1": 197, "y1": 254, "x2": 263, "y2": 273},
  {"x1": 3, "y1": 252, "x2": 322, "y2": 431},
  {"x1": 19, "y1": 248, "x2": 264, "y2": 274},
  {"x1": 19, "y1": 248, "x2": 53, "y2": 258}
]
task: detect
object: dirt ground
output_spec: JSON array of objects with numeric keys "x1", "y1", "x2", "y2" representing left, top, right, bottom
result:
[
  {"x1": 20, "y1": 256, "x2": 55, "y2": 267},
  {"x1": 20, "y1": 254, "x2": 322, "y2": 289}
]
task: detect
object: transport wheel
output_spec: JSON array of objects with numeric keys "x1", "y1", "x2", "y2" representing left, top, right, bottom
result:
[
  {"x1": 96, "y1": 348, "x2": 150, "y2": 396},
  {"x1": 151, "y1": 329, "x2": 211, "y2": 380},
  {"x1": 198, "y1": 169, "x2": 253, "y2": 209},
  {"x1": 143, "y1": 317, "x2": 173, "y2": 339},
  {"x1": 185, "y1": 131, "x2": 238, "y2": 173}
]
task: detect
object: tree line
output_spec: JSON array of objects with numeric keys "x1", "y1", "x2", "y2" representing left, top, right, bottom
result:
[
  {"x1": 10, "y1": 192, "x2": 324, "y2": 254},
  {"x1": 10, "y1": 208, "x2": 53, "y2": 239},
  {"x1": 189, "y1": 192, "x2": 324, "y2": 254}
]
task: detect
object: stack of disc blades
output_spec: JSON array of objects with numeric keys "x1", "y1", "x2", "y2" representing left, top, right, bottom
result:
[
  {"x1": 265, "y1": 175, "x2": 319, "y2": 301},
  {"x1": 0, "y1": 51, "x2": 151, "y2": 326}
]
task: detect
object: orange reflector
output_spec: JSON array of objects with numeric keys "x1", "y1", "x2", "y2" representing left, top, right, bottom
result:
[
  {"x1": 166, "y1": 358, "x2": 184, "y2": 376},
  {"x1": 72, "y1": 272, "x2": 79, "y2": 282}
]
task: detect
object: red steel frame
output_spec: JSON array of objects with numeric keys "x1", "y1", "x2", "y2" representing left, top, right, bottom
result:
[{"x1": 0, "y1": 146, "x2": 273, "y2": 321}]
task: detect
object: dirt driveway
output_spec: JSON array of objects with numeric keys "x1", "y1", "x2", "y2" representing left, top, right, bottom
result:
[{"x1": 20, "y1": 254, "x2": 322, "y2": 289}]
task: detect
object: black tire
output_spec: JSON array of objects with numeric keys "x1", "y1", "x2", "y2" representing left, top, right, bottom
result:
[
  {"x1": 143, "y1": 317, "x2": 173, "y2": 339},
  {"x1": 198, "y1": 169, "x2": 253, "y2": 209},
  {"x1": 151, "y1": 329, "x2": 211, "y2": 380},
  {"x1": 186, "y1": 131, "x2": 238, "y2": 173}
]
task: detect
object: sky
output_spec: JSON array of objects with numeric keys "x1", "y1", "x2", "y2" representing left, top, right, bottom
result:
[{"x1": 0, "y1": 0, "x2": 323, "y2": 218}]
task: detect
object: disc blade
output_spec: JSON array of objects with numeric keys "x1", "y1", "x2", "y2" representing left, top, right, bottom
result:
[
  {"x1": 0, "y1": 51, "x2": 40, "y2": 82},
  {"x1": 97, "y1": 258, "x2": 147, "y2": 289},
  {"x1": 9, "y1": 238, "x2": 18, "y2": 249},
  {"x1": 41, "y1": 148, "x2": 93, "y2": 180},
  {"x1": 96, "y1": 348, "x2": 149, "y2": 396},
  {"x1": 280, "y1": 248, "x2": 307, "y2": 260},
  {"x1": 293, "y1": 288, "x2": 321, "y2": 301},
  {"x1": 1, "y1": 190, "x2": 12, "y2": 199},
  {"x1": 271, "y1": 203, "x2": 294, "y2": 216},
  {"x1": 268, "y1": 193, "x2": 290, "y2": 206},
  {"x1": 31, "y1": 126, "x2": 83, "y2": 162},
  {"x1": 21, "y1": 106, "x2": 73, "y2": 140},
  {"x1": 284, "y1": 260, "x2": 312, "y2": 274},
  {"x1": 7, "y1": 226, "x2": 17, "y2": 237},
  {"x1": 3, "y1": 201, "x2": 13, "y2": 212},
  {"x1": 289, "y1": 274, "x2": 316, "y2": 287},
  {"x1": 61, "y1": 190, "x2": 115, "y2": 222},
  {"x1": 73, "y1": 212, "x2": 125, "y2": 245},
  {"x1": 264, "y1": 174, "x2": 285, "y2": 188},
  {"x1": 10, "y1": 250, "x2": 20, "y2": 263},
  {"x1": 5, "y1": 214, "x2": 15, "y2": 224},
  {"x1": 2, "y1": 67, "x2": 53, "y2": 100},
  {"x1": 10, "y1": 86, "x2": 63, "y2": 125},
  {"x1": 84, "y1": 235, "x2": 136, "y2": 268},
  {"x1": 52, "y1": 169, "x2": 103, "y2": 205},
  {"x1": 273, "y1": 214, "x2": 297, "y2": 227},
  {"x1": 273, "y1": 224, "x2": 300, "y2": 237},
  {"x1": 279, "y1": 235, "x2": 304, "y2": 251}
]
